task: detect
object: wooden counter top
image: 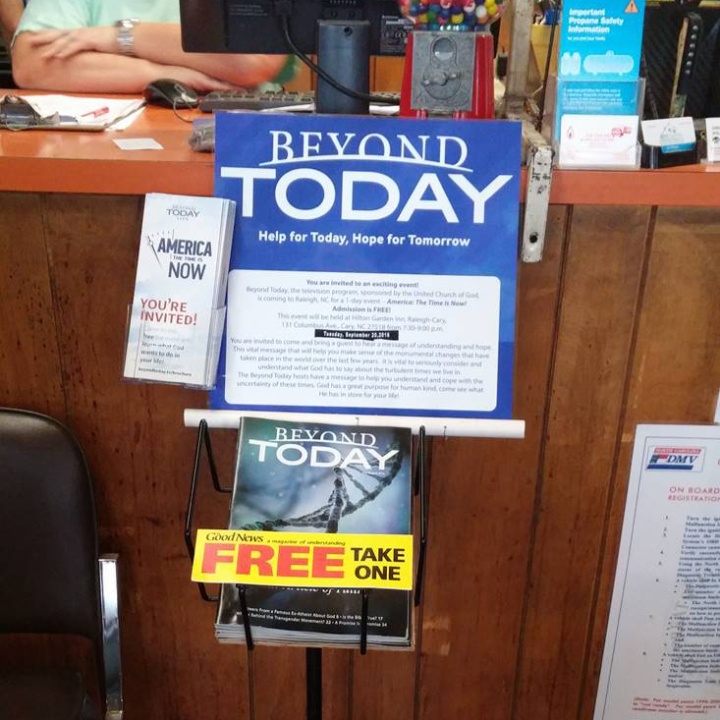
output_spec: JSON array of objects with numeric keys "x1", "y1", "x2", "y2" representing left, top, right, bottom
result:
[
  {"x1": 1, "y1": 97, "x2": 719, "y2": 205},
  {"x1": 0, "y1": 102, "x2": 213, "y2": 196}
]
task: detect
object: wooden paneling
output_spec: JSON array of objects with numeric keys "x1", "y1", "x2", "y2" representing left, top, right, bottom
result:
[
  {"x1": 352, "y1": 631, "x2": 415, "y2": 720},
  {"x1": 32, "y1": 195, "x2": 247, "y2": 720},
  {"x1": 514, "y1": 206, "x2": 652, "y2": 720},
  {"x1": 580, "y1": 207, "x2": 720, "y2": 720},
  {"x1": 0, "y1": 193, "x2": 65, "y2": 416},
  {"x1": 415, "y1": 205, "x2": 568, "y2": 720},
  {"x1": 0, "y1": 194, "x2": 718, "y2": 720}
]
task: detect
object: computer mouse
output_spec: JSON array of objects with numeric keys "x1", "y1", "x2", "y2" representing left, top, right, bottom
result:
[{"x1": 143, "y1": 79, "x2": 199, "y2": 109}]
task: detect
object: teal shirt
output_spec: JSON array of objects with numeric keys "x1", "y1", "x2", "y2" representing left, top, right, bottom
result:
[{"x1": 17, "y1": 0, "x2": 180, "y2": 33}]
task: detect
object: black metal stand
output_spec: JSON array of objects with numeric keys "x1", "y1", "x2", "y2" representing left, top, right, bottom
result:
[
  {"x1": 183, "y1": 420, "x2": 231, "y2": 602},
  {"x1": 184, "y1": 419, "x2": 431, "y2": 720},
  {"x1": 306, "y1": 648, "x2": 323, "y2": 720},
  {"x1": 237, "y1": 586, "x2": 254, "y2": 651}
]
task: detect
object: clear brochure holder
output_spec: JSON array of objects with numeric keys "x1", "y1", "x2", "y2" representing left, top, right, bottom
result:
[
  {"x1": 121, "y1": 191, "x2": 236, "y2": 390},
  {"x1": 544, "y1": 74, "x2": 646, "y2": 170},
  {"x1": 121, "y1": 303, "x2": 227, "y2": 390}
]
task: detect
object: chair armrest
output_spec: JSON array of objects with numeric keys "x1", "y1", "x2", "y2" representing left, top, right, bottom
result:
[{"x1": 99, "y1": 554, "x2": 123, "y2": 720}]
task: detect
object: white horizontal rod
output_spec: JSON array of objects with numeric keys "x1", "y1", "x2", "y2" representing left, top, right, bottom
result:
[{"x1": 183, "y1": 409, "x2": 525, "y2": 439}]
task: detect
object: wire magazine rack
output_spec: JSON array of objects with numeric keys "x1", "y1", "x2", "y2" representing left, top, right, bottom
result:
[{"x1": 183, "y1": 419, "x2": 431, "y2": 720}]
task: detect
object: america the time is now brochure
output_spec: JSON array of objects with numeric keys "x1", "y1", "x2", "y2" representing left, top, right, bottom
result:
[{"x1": 124, "y1": 193, "x2": 235, "y2": 387}]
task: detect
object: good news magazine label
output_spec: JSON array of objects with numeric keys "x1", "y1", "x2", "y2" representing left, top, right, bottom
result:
[
  {"x1": 192, "y1": 530, "x2": 413, "y2": 590},
  {"x1": 212, "y1": 114, "x2": 521, "y2": 419}
]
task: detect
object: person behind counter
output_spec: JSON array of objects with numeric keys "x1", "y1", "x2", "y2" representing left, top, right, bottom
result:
[
  {"x1": 0, "y1": 0, "x2": 25, "y2": 50},
  {"x1": 11, "y1": 0, "x2": 294, "y2": 93}
]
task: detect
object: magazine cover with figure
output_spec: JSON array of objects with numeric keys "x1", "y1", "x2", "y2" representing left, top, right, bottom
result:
[{"x1": 215, "y1": 415, "x2": 413, "y2": 648}]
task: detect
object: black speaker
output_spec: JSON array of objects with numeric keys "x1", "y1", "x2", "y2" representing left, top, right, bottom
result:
[{"x1": 316, "y1": 20, "x2": 370, "y2": 115}]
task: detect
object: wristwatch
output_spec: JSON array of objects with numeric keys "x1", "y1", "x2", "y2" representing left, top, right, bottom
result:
[{"x1": 114, "y1": 19, "x2": 140, "y2": 56}]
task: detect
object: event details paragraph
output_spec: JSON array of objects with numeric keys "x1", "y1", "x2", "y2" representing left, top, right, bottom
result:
[{"x1": 224, "y1": 270, "x2": 501, "y2": 412}]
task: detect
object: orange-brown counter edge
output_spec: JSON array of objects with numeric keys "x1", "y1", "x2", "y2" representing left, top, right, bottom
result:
[{"x1": 1, "y1": 104, "x2": 719, "y2": 206}]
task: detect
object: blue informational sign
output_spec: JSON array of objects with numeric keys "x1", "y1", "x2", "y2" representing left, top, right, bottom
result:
[
  {"x1": 555, "y1": 0, "x2": 645, "y2": 139},
  {"x1": 559, "y1": 0, "x2": 645, "y2": 83},
  {"x1": 210, "y1": 113, "x2": 521, "y2": 420}
]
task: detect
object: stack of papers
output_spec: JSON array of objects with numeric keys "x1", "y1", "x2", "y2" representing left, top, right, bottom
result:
[
  {"x1": 214, "y1": 416, "x2": 414, "y2": 650},
  {"x1": 20, "y1": 94, "x2": 145, "y2": 131}
]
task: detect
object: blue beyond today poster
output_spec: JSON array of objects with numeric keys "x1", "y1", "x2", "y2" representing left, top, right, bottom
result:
[{"x1": 210, "y1": 113, "x2": 521, "y2": 420}]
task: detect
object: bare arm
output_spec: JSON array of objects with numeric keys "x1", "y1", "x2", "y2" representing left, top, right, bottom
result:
[
  {"x1": 12, "y1": 34, "x2": 236, "y2": 92},
  {"x1": 12, "y1": 23, "x2": 287, "y2": 91},
  {"x1": 0, "y1": 0, "x2": 24, "y2": 50},
  {"x1": 131, "y1": 23, "x2": 287, "y2": 88}
]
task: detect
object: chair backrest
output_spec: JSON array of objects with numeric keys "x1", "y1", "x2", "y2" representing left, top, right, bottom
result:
[{"x1": 0, "y1": 408, "x2": 101, "y2": 643}]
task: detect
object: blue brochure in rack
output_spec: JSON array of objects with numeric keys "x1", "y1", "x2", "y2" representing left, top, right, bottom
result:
[
  {"x1": 210, "y1": 113, "x2": 521, "y2": 420},
  {"x1": 559, "y1": 0, "x2": 646, "y2": 84},
  {"x1": 555, "y1": 0, "x2": 645, "y2": 139}
]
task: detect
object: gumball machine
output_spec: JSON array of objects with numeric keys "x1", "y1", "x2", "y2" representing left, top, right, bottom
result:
[{"x1": 396, "y1": 0, "x2": 504, "y2": 118}]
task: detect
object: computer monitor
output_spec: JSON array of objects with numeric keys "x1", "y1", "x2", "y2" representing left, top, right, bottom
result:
[
  {"x1": 179, "y1": 0, "x2": 411, "y2": 112},
  {"x1": 180, "y1": 0, "x2": 409, "y2": 56}
]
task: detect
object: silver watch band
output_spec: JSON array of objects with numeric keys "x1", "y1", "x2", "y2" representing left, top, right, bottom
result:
[{"x1": 115, "y1": 19, "x2": 139, "y2": 56}]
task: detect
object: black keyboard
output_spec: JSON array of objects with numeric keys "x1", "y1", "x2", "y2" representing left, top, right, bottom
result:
[
  {"x1": 199, "y1": 90, "x2": 316, "y2": 112},
  {"x1": 198, "y1": 89, "x2": 401, "y2": 113}
]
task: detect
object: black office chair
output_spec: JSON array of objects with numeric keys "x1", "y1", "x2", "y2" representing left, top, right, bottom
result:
[{"x1": 0, "y1": 408, "x2": 123, "y2": 720}]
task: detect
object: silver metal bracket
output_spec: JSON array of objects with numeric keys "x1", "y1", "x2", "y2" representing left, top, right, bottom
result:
[
  {"x1": 505, "y1": 110, "x2": 554, "y2": 262},
  {"x1": 521, "y1": 142, "x2": 553, "y2": 263},
  {"x1": 100, "y1": 554, "x2": 123, "y2": 720}
]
